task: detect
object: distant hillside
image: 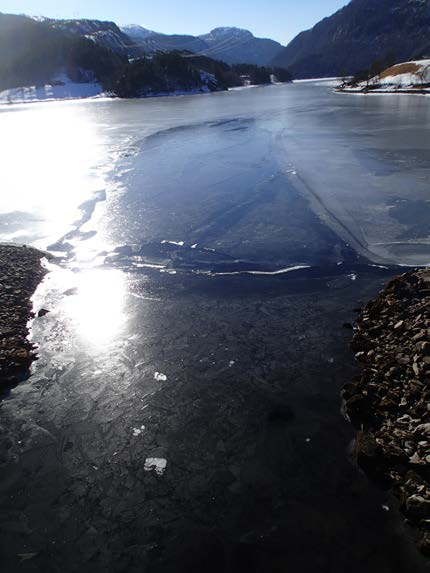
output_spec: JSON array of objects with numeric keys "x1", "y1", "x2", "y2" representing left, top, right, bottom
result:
[
  {"x1": 121, "y1": 25, "x2": 285, "y2": 67},
  {"x1": 111, "y1": 53, "x2": 291, "y2": 98},
  {"x1": 43, "y1": 17, "x2": 142, "y2": 57},
  {"x1": 0, "y1": 13, "x2": 125, "y2": 91},
  {"x1": 198, "y1": 28, "x2": 284, "y2": 66},
  {"x1": 39, "y1": 19, "x2": 285, "y2": 68},
  {"x1": 272, "y1": 0, "x2": 430, "y2": 78}
]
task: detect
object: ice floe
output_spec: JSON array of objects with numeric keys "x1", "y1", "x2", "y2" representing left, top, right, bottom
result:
[
  {"x1": 154, "y1": 372, "x2": 167, "y2": 382},
  {"x1": 132, "y1": 425, "x2": 146, "y2": 436},
  {"x1": 144, "y1": 457, "x2": 167, "y2": 475},
  {"x1": 161, "y1": 240, "x2": 184, "y2": 247}
]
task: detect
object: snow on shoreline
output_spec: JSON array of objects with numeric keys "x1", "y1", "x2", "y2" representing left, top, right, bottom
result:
[
  {"x1": 293, "y1": 77, "x2": 341, "y2": 83},
  {"x1": 0, "y1": 84, "x2": 221, "y2": 105},
  {"x1": 0, "y1": 77, "x2": 290, "y2": 106},
  {"x1": 0, "y1": 67, "x2": 215, "y2": 106},
  {"x1": 338, "y1": 59, "x2": 430, "y2": 96},
  {"x1": 0, "y1": 78, "x2": 105, "y2": 104}
]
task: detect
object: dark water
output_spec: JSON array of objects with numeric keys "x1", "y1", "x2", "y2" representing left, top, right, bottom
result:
[{"x1": 0, "y1": 83, "x2": 429, "y2": 572}]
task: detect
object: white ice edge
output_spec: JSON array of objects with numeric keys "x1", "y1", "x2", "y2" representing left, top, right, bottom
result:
[
  {"x1": 205, "y1": 265, "x2": 311, "y2": 277},
  {"x1": 161, "y1": 240, "x2": 185, "y2": 246}
]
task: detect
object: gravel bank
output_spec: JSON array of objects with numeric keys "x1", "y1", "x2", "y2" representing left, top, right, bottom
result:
[
  {"x1": 344, "y1": 269, "x2": 430, "y2": 556},
  {"x1": 0, "y1": 244, "x2": 47, "y2": 390}
]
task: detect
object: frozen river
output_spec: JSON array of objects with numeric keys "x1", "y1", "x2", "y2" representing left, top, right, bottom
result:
[{"x1": 0, "y1": 83, "x2": 429, "y2": 572}]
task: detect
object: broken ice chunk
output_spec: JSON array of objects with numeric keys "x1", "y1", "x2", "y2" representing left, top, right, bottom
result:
[
  {"x1": 154, "y1": 372, "x2": 167, "y2": 382},
  {"x1": 161, "y1": 240, "x2": 184, "y2": 247},
  {"x1": 144, "y1": 457, "x2": 167, "y2": 475},
  {"x1": 132, "y1": 425, "x2": 146, "y2": 437}
]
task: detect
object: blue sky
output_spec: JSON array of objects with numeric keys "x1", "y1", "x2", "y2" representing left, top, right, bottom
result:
[{"x1": 2, "y1": 0, "x2": 348, "y2": 44}]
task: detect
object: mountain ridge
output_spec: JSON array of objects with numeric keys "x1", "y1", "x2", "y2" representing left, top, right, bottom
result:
[
  {"x1": 120, "y1": 24, "x2": 285, "y2": 67},
  {"x1": 272, "y1": 0, "x2": 430, "y2": 78}
]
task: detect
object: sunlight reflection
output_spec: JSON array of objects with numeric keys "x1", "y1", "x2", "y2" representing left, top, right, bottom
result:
[
  {"x1": 64, "y1": 269, "x2": 126, "y2": 347},
  {"x1": 0, "y1": 102, "x2": 107, "y2": 248}
]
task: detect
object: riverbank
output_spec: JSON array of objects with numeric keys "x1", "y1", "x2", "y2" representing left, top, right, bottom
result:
[
  {"x1": 0, "y1": 81, "x2": 291, "y2": 106},
  {"x1": 336, "y1": 59, "x2": 430, "y2": 97},
  {"x1": 336, "y1": 86, "x2": 430, "y2": 96},
  {"x1": 0, "y1": 245, "x2": 48, "y2": 390},
  {"x1": 344, "y1": 269, "x2": 430, "y2": 556},
  {"x1": 0, "y1": 86, "x2": 216, "y2": 105}
]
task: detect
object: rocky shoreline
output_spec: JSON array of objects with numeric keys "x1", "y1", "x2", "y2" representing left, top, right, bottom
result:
[
  {"x1": 0, "y1": 244, "x2": 47, "y2": 390},
  {"x1": 337, "y1": 87, "x2": 430, "y2": 96},
  {"x1": 344, "y1": 269, "x2": 430, "y2": 556}
]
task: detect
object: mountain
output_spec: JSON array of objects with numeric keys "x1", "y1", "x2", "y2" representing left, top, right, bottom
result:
[
  {"x1": 0, "y1": 13, "x2": 126, "y2": 91},
  {"x1": 121, "y1": 24, "x2": 155, "y2": 40},
  {"x1": 127, "y1": 32, "x2": 208, "y2": 56},
  {"x1": 27, "y1": 18, "x2": 284, "y2": 68},
  {"x1": 198, "y1": 28, "x2": 284, "y2": 66},
  {"x1": 0, "y1": 13, "x2": 290, "y2": 103},
  {"x1": 120, "y1": 25, "x2": 285, "y2": 67},
  {"x1": 43, "y1": 17, "x2": 140, "y2": 57},
  {"x1": 272, "y1": 0, "x2": 430, "y2": 78}
]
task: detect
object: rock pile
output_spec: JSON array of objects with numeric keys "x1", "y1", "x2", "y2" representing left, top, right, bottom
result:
[
  {"x1": 0, "y1": 245, "x2": 47, "y2": 390},
  {"x1": 344, "y1": 268, "x2": 430, "y2": 556}
]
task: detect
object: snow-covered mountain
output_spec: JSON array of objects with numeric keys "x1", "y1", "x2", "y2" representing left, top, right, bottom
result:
[
  {"x1": 30, "y1": 18, "x2": 284, "y2": 67},
  {"x1": 198, "y1": 27, "x2": 283, "y2": 66},
  {"x1": 121, "y1": 24, "x2": 155, "y2": 40},
  {"x1": 120, "y1": 25, "x2": 285, "y2": 66},
  {"x1": 200, "y1": 27, "x2": 254, "y2": 42}
]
